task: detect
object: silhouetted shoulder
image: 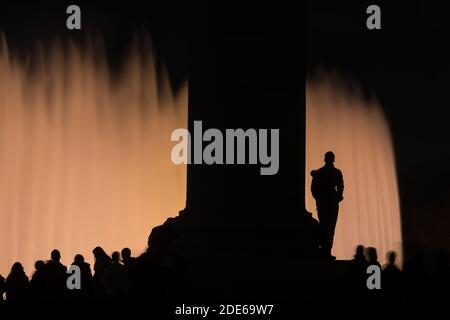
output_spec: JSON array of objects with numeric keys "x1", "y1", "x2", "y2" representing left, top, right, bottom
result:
[{"x1": 314, "y1": 167, "x2": 327, "y2": 175}]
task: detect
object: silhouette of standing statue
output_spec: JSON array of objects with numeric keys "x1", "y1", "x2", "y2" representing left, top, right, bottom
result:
[{"x1": 311, "y1": 151, "x2": 344, "y2": 260}]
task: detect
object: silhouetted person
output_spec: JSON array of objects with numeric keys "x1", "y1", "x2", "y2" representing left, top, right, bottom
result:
[
  {"x1": 121, "y1": 247, "x2": 137, "y2": 294},
  {"x1": 366, "y1": 247, "x2": 381, "y2": 269},
  {"x1": 352, "y1": 245, "x2": 368, "y2": 265},
  {"x1": 135, "y1": 218, "x2": 184, "y2": 306},
  {"x1": 103, "y1": 251, "x2": 129, "y2": 298},
  {"x1": 121, "y1": 248, "x2": 136, "y2": 267},
  {"x1": 382, "y1": 251, "x2": 403, "y2": 300},
  {"x1": 350, "y1": 245, "x2": 369, "y2": 297},
  {"x1": 0, "y1": 274, "x2": 5, "y2": 302},
  {"x1": 30, "y1": 260, "x2": 47, "y2": 299},
  {"x1": 365, "y1": 247, "x2": 382, "y2": 300},
  {"x1": 311, "y1": 151, "x2": 344, "y2": 259},
  {"x1": 45, "y1": 249, "x2": 68, "y2": 299},
  {"x1": 92, "y1": 246, "x2": 112, "y2": 299},
  {"x1": 71, "y1": 254, "x2": 93, "y2": 300},
  {"x1": 5, "y1": 262, "x2": 29, "y2": 301}
]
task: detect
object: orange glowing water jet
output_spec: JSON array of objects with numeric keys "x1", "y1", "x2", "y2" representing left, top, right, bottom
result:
[
  {"x1": 0, "y1": 34, "x2": 187, "y2": 276},
  {"x1": 306, "y1": 76, "x2": 403, "y2": 265}
]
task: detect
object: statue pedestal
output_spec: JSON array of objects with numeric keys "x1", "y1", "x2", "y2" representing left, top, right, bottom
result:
[{"x1": 154, "y1": 2, "x2": 319, "y2": 301}]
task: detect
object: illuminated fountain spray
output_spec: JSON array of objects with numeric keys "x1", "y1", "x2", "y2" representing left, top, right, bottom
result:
[
  {"x1": 306, "y1": 75, "x2": 403, "y2": 265},
  {"x1": 0, "y1": 34, "x2": 187, "y2": 276}
]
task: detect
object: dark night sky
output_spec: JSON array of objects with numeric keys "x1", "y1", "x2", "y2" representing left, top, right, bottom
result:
[
  {"x1": 0, "y1": 1, "x2": 190, "y2": 92},
  {"x1": 307, "y1": 0, "x2": 450, "y2": 252}
]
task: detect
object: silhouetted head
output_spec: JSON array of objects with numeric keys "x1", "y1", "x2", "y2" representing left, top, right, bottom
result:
[
  {"x1": 92, "y1": 246, "x2": 108, "y2": 260},
  {"x1": 147, "y1": 224, "x2": 175, "y2": 254},
  {"x1": 386, "y1": 251, "x2": 397, "y2": 264},
  {"x1": 51, "y1": 249, "x2": 61, "y2": 262},
  {"x1": 34, "y1": 260, "x2": 45, "y2": 271},
  {"x1": 324, "y1": 151, "x2": 335, "y2": 165},
  {"x1": 74, "y1": 254, "x2": 84, "y2": 264},
  {"x1": 111, "y1": 251, "x2": 120, "y2": 263},
  {"x1": 366, "y1": 247, "x2": 378, "y2": 263},
  {"x1": 10, "y1": 262, "x2": 24, "y2": 275},
  {"x1": 354, "y1": 245, "x2": 366, "y2": 260},
  {"x1": 121, "y1": 248, "x2": 131, "y2": 261}
]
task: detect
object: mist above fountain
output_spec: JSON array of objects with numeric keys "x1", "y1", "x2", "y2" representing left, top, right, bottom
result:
[
  {"x1": 306, "y1": 75, "x2": 403, "y2": 264},
  {"x1": 0, "y1": 33, "x2": 187, "y2": 276}
]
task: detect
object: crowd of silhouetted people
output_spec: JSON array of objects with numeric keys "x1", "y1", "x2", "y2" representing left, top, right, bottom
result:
[
  {"x1": 347, "y1": 245, "x2": 450, "y2": 302},
  {"x1": 0, "y1": 220, "x2": 184, "y2": 303},
  {"x1": 0, "y1": 226, "x2": 449, "y2": 303},
  {"x1": 0, "y1": 247, "x2": 177, "y2": 302},
  {"x1": 1, "y1": 243, "x2": 449, "y2": 303}
]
